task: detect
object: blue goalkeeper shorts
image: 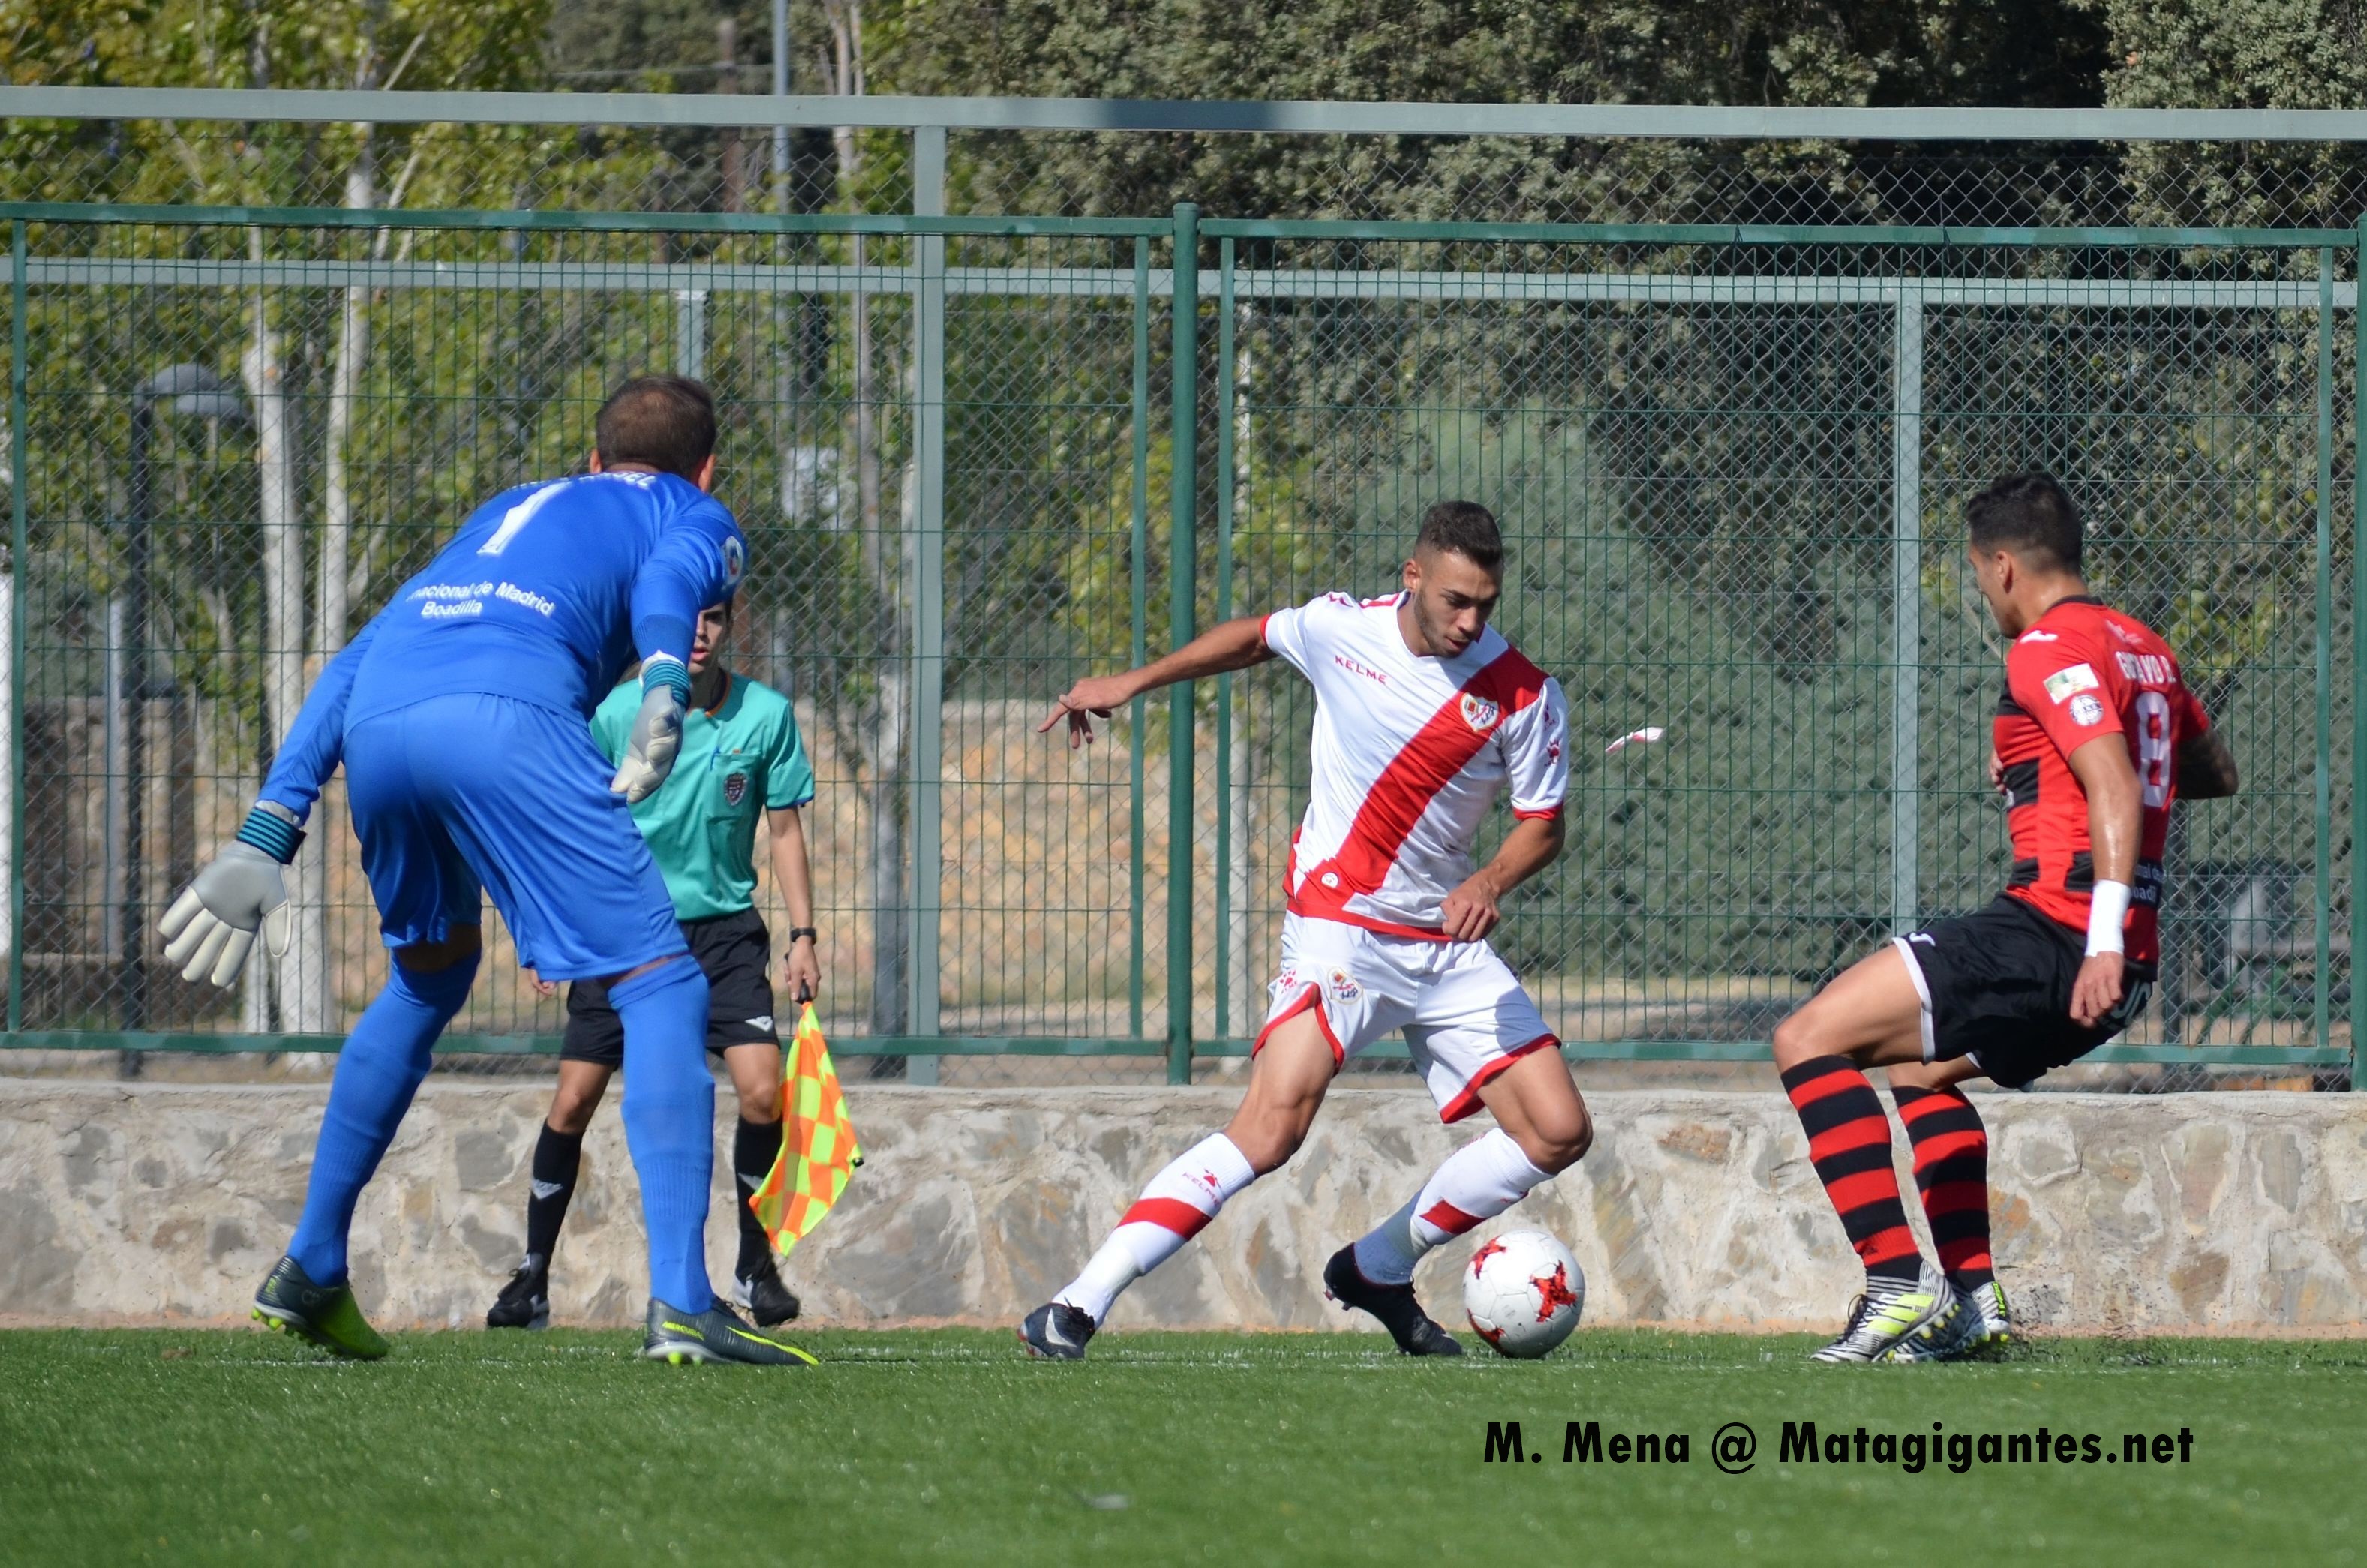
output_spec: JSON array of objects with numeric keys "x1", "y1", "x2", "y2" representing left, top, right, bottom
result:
[{"x1": 343, "y1": 692, "x2": 687, "y2": 981}]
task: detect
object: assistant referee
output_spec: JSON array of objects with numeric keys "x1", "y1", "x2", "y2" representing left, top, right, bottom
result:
[{"x1": 490, "y1": 597, "x2": 822, "y2": 1329}]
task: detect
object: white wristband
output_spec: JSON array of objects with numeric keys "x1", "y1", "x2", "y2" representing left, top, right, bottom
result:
[{"x1": 2086, "y1": 879, "x2": 2132, "y2": 957}]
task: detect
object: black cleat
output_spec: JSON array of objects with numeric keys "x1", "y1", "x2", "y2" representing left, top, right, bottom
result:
[
  {"x1": 732, "y1": 1257, "x2": 803, "y2": 1328},
  {"x1": 1323, "y1": 1245, "x2": 1464, "y2": 1356},
  {"x1": 641, "y1": 1298, "x2": 818, "y2": 1366},
  {"x1": 486, "y1": 1255, "x2": 551, "y2": 1330},
  {"x1": 1017, "y1": 1301, "x2": 1097, "y2": 1361}
]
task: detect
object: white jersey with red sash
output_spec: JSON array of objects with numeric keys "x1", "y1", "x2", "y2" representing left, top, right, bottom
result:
[{"x1": 1261, "y1": 591, "x2": 1569, "y2": 939}]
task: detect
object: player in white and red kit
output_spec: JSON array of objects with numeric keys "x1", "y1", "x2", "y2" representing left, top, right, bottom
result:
[
  {"x1": 1018, "y1": 503, "x2": 1590, "y2": 1359},
  {"x1": 1770, "y1": 473, "x2": 2239, "y2": 1364}
]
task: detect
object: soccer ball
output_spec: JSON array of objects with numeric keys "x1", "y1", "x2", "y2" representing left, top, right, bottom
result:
[{"x1": 1463, "y1": 1229, "x2": 1585, "y2": 1358}]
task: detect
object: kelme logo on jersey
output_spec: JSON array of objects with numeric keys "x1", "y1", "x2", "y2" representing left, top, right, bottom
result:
[
  {"x1": 723, "y1": 770, "x2": 749, "y2": 806},
  {"x1": 2043, "y1": 662, "x2": 2100, "y2": 704},
  {"x1": 1459, "y1": 692, "x2": 1502, "y2": 734}
]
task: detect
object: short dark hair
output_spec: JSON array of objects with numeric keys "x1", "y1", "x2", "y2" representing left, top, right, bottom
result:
[
  {"x1": 1966, "y1": 471, "x2": 2083, "y2": 572},
  {"x1": 595, "y1": 375, "x2": 716, "y2": 480},
  {"x1": 1416, "y1": 500, "x2": 1504, "y2": 574}
]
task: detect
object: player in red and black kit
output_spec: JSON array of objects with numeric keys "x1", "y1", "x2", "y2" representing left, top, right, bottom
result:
[{"x1": 1769, "y1": 472, "x2": 2239, "y2": 1364}]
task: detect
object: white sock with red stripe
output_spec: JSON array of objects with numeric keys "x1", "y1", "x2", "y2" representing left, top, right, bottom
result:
[
  {"x1": 1054, "y1": 1133, "x2": 1259, "y2": 1323},
  {"x1": 1350, "y1": 1129, "x2": 1554, "y2": 1286}
]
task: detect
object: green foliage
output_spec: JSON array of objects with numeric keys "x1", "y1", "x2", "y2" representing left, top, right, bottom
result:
[{"x1": 878, "y1": 0, "x2": 2107, "y2": 220}]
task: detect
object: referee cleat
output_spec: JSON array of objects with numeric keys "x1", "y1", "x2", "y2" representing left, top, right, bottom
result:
[
  {"x1": 732, "y1": 1257, "x2": 803, "y2": 1328},
  {"x1": 1322, "y1": 1245, "x2": 1464, "y2": 1357},
  {"x1": 252, "y1": 1254, "x2": 390, "y2": 1361},
  {"x1": 1812, "y1": 1261, "x2": 1957, "y2": 1365},
  {"x1": 1017, "y1": 1302, "x2": 1097, "y2": 1361},
  {"x1": 641, "y1": 1299, "x2": 818, "y2": 1367},
  {"x1": 486, "y1": 1255, "x2": 551, "y2": 1331}
]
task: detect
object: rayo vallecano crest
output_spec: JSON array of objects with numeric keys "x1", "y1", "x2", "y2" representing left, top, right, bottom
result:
[{"x1": 1459, "y1": 692, "x2": 1502, "y2": 734}]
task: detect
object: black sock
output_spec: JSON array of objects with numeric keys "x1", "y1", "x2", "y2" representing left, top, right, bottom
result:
[
  {"x1": 524, "y1": 1123, "x2": 584, "y2": 1267},
  {"x1": 734, "y1": 1116, "x2": 784, "y2": 1279}
]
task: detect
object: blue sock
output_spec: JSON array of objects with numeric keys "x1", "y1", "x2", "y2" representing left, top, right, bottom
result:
[
  {"x1": 614, "y1": 956, "x2": 716, "y2": 1313},
  {"x1": 287, "y1": 953, "x2": 477, "y2": 1285}
]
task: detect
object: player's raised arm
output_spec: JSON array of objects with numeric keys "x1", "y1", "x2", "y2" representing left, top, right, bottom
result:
[
  {"x1": 1038, "y1": 613, "x2": 1276, "y2": 749},
  {"x1": 2062, "y1": 733, "x2": 2144, "y2": 1028},
  {"x1": 614, "y1": 489, "x2": 746, "y2": 802},
  {"x1": 157, "y1": 617, "x2": 380, "y2": 987}
]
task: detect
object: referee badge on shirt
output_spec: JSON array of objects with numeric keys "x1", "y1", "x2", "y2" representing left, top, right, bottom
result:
[{"x1": 723, "y1": 770, "x2": 749, "y2": 806}]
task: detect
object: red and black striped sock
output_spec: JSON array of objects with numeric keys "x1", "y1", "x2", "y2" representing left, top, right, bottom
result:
[
  {"x1": 1894, "y1": 1084, "x2": 1994, "y2": 1292},
  {"x1": 1781, "y1": 1056, "x2": 1921, "y2": 1284}
]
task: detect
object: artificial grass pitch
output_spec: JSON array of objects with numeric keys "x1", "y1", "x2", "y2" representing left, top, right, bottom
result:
[{"x1": 2, "y1": 1328, "x2": 2361, "y2": 1566}]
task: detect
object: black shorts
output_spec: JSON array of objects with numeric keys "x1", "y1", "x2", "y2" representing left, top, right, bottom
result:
[
  {"x1": 560, "y1": 908, "x2": 779, "y2": 1068},
  {"x1": 1893, "y1": 894, "x2": 2155, "y2": 1090}
]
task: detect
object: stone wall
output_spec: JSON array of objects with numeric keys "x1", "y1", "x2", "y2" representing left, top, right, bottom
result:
[{"x1": 3, "y1": 1081, "x2": 2363, "y2": 1334}]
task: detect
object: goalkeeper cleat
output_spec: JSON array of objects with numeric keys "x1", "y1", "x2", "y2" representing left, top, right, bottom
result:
[
  {"x1": 252, "y1": 1254, "x2": 390, "y2": 1361},
  {"x1": 486, "y1": 1256, "x2": 551, "y2": 1330},
  {"x1": 1321, "y1": 1245, "x2": 1464, "y2": 1357},
  {"x1": 732, "y1": 1258, "x2": 802, "y2": 1328},
  {"x1": 1017, "y1": 1302, "x2": 1098, "y2": 1361},
  {"x1": 1812, "y1": 1261, "x2": 1957, "y2": 1365},
  {"x1": 640, "y1": 1299, "x2": 817, "y2": 1367}
]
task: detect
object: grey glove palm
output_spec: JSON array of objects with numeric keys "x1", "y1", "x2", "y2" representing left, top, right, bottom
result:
[
  {"x1": 158, "y1": 843, "x2": 293, "y2": 987},
  {"x1": 610, "y1": 680, "x2": 689, "y2": 803}
]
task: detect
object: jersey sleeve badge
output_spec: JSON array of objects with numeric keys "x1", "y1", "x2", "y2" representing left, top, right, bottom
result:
[
  {"x1": 2042, "y1": 662, "x2": 2099, "y2": 703},
  {"x1": 2068, "y1": 693, "x2": 2104, "y2": 727}
]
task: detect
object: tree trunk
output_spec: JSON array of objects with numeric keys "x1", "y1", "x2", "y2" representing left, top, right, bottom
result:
[
  {"x1": 244, "y1": 281, "x2": 329, "y2": 1033},
  {"x1": 1226, "y1": 316, "x2": 1254, "y2": 1035},
  {"x1": 320, "y1": 137, "x2": 374, "y2": 653}
]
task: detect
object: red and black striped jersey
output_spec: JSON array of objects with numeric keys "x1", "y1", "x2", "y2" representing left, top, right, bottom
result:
[{"x1": 1993, "y1": 596, "x2": 2210, "y2": 963}]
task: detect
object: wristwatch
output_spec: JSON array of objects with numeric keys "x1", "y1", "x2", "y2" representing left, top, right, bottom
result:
[{"x1": 787, "y1": 926, "x2": 819, "y2": 945}]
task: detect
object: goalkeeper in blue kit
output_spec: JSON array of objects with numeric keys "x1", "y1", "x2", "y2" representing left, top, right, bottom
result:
[{"x1": 157, "y1": 376, "x2": 813, "y2": 1367}]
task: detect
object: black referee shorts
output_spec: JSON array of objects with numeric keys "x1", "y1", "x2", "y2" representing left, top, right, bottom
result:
[
  {"x1": 560, "y1": 908, "x2": 780, "y2": 1068},
  {"x1": 1892, "y1": 895, "x2": 2154, "y2": 1090}
]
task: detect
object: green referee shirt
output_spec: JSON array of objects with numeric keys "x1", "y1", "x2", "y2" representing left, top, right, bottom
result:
[{"x1": 590, "y1": 669, "x2": 816, "y2": 922}]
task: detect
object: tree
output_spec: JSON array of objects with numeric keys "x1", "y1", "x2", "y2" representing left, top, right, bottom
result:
[{"x1": 2, "y1": 0, "x2": 553, "y2": 1032}]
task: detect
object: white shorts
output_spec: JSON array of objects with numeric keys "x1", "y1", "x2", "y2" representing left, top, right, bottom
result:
[{"x1": 1254, "y1": 912, "x2": 1560, "y2": 1124}]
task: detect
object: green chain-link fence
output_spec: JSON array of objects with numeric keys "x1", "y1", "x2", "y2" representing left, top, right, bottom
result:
[{"x1": 2, "y1": 201, "x2": 2359, "y2": 1086}]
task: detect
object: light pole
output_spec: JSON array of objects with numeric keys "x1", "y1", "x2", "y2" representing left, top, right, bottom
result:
[{"x1": 119, "y1": 365, "x2": 246, "y2": 1057}]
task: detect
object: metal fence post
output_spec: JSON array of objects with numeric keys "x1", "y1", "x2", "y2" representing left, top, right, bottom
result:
[
  {"x1": 1128, "y1": 236, "x2": 1152, "y2": 1040},
  {"x1": 1890, "y1": 287, "x2": 1924, "y2": 935},
  {"x1": 907, "y1": 126, "x2": 948, "y2": 1085},
  {"x1": 1166, "y1": 202, "x2": 1200, "y2": 1085},
  {"x1": 2314, "y1": 251, "x2": 2335, "y2": 1056},
  {"x1": 1212, "y1": 236, "x2": 1235, "y2": 1043},
  {"x1": 2352, "y1": 218, "x2": 2367, "y2": 1089},
  {"x1": 7, "y1": 218, "x2": 25, "y2": 1032}
]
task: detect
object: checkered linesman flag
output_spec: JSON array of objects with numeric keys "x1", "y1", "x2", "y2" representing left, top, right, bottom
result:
[{"x1": 749, "y1": 1002, "x2": 864, "y2": 1259}]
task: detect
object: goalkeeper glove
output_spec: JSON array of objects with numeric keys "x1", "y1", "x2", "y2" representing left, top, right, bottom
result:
[
  {"x1": 158, "y1": 804, "x2": 301, "y2": 987},
  {"x1": 611, "y1": 654, "x2": 691, "y2": 803}
]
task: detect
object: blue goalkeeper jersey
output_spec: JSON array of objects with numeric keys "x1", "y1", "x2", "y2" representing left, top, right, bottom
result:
[{"x1": 258, "y1": 469, "x2": 746, "y2": 823}]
